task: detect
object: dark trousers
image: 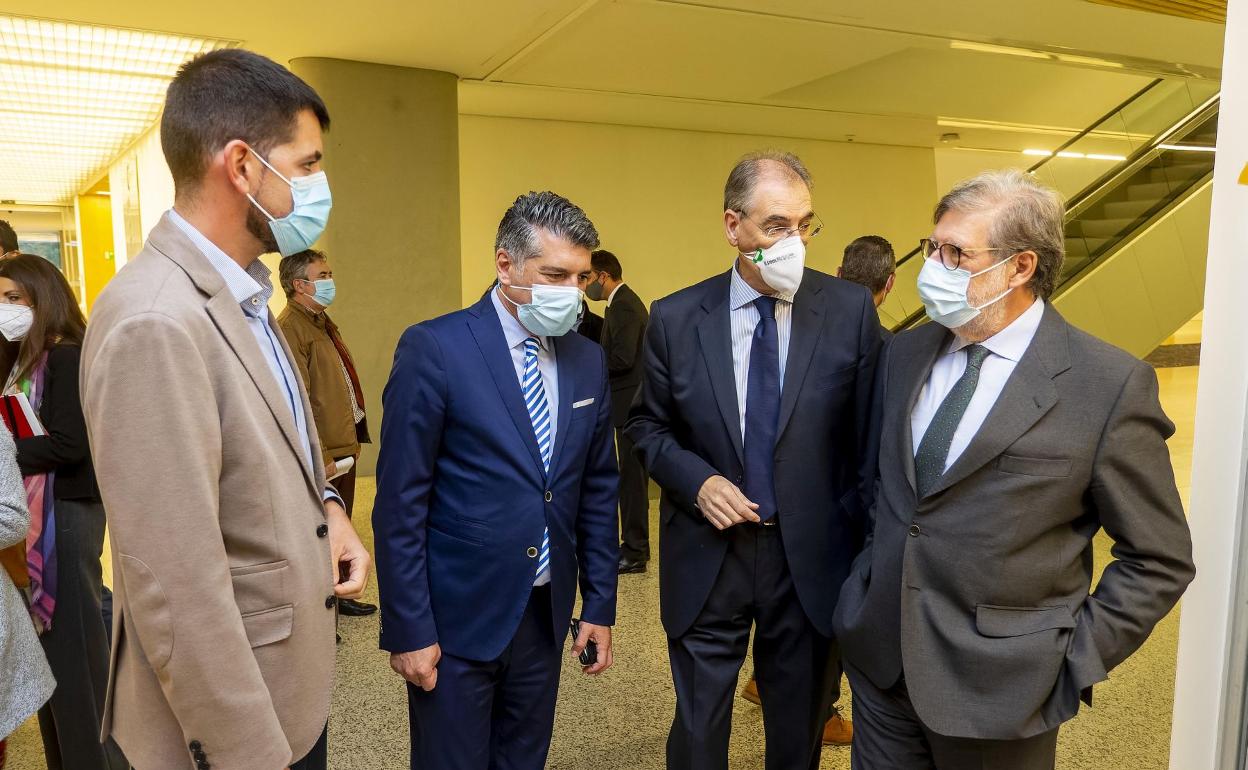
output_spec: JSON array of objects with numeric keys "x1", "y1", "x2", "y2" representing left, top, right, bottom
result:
[
  {"x1": 846, "y1": 664, "x2": 1058, "y2": 770},
  {"x1": 37, "y1": 499, "x2": 127, "y2": 770},
  {"x1": 333, "y1": 459, "x2": 358, "y2": 518},
  {"x1": 289, "y1": 724, "x2": 329, "y2": 770},
  {"x1": 615, "y1": 425, "x2": 650, "y2": 562},
  {"x1": 407, "y1": 585, "x2": 561, "y2": 770},
  {"x1": 667, "y1": 524, "x2": 836, "y2": 770}
]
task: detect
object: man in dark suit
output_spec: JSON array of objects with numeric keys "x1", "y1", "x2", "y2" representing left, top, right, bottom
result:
[
  {"x1": 373, "y1": 191, "x2": 620, "y2": 769},
  {"x1": 833, "y1": 170, "x2": 1195, "y2": 769},
  {"x1": 586, "y1": 249, "x2": 651, "y2": 573},
  {"x1": 838, "y1": 235, "x2": 896, "y2": 340},
  {"x1": 627, "y1": 151, "x2": 881, "y2": 770},
  {"x1": 577, "y1": 299, "x2": 604, "y2": 342}
]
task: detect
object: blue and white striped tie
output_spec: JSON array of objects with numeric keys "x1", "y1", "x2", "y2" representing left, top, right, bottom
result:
[{"x1": 522, "y1": 338, "x2": 552, "y2": 585}]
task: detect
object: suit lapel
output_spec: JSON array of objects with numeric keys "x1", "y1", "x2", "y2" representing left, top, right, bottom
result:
[
  {"x1": 204, "y1": 292, "x2": 316, "y2": 492},
  {"x1": 776, "y1": 276, "x2": 825, "y2": 441},
  {"x1": 467, "y1": 300, "x2": 547, "y2": 479},
  {"x1": 925, "y1": 305, "x2": 1070, "y2": 497},
  {"x1": 899, "y1": 323, "x2": 952, "y2": 495},
  {"x1": 696, "y1": 273, "x2": 744, "y2": 465},
  {"x1": 549, "y1": 335, "x2": 576, "y2": 475}
]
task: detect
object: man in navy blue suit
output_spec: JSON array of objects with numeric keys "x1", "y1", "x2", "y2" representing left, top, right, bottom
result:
[
  {"x1": 373, "y1": 191, "x2": 620, "y2": 769},
  {"x1": 626, "y1": 152, "x2": 882, "y2": 770}
]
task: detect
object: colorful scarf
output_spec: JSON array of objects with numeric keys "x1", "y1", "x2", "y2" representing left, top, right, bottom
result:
[{"x1": 17, "y1": 355, "x2": 55, "y2": 629}]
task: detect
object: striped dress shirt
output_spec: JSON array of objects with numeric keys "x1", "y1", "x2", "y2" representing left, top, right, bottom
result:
[{"x1": 729, "y1": 265, "x2": 793, "y2": 442}]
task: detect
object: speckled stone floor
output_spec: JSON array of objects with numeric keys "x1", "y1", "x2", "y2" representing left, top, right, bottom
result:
[{"x1": 6, "y1": 365, "x2": 1197, "y2": 769}]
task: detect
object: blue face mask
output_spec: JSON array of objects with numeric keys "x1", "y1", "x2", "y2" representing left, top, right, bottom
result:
[
  {"x1": 499, "y1": 281, "x2": 583, "y2": 338},
  {"x1": 916, "y1": 254, "x2": 1016, "y2": 329},
  {"x1": 302, "y1": 278, "x2": 336, "y2": 308},
  {"x1": 246, "y1": 148, "x2": 332, "y2": 257}
]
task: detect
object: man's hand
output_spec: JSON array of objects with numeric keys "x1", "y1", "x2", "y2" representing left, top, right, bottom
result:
[
  {"x1": 326, "y1": 500, "x2": 370, "y2": 599},
  {"x1": 696, "y1": 476, "x2": 760, "y2": 530},
  {"x1": 391, "y1": 644, "x2": 442, "y2": 691},
  {"x1": 572, "y1": 622, "x2": 614, "y2": 676}
]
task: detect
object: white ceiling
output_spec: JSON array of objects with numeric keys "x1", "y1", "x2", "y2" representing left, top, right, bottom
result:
[{"x1": 0, "y1": 0, "x2": 1226, "y2": 204}]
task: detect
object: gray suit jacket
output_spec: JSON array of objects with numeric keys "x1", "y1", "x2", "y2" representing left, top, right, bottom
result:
[
  {"x1": 833, "y1": 303, "x2": 1195, "y2": 740},
  {"x1": 0, "y1": 426, "x2": 54, "y2": 740}
]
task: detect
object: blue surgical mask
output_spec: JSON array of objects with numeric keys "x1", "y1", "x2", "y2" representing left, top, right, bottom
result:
[
  {"x1": 499, "y1": 281, "x2": 583, "y2": 338},
  {"x1": 916, "y1": 254, "x2": 1016, "y2": 329},
  {"x1": 304, "y1": 278, "x2": 336, "y2": 308},
  {"x1": 246, "y1": 148, "x2": 332, "y2": 257}
]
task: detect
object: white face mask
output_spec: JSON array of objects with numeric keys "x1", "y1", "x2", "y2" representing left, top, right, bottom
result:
[
  {"x1": 0, "y1": 304, "x2": 33, "y2": 342},
  {"x1": 742, "y1": 234, "x2": 805, "y2": 296},
  {"x1": 916, "y1": 254, "x2": 1016, "y2": 330},
  {"x1": 499, "y1": 281, "x2": 583, "y2": 338}
]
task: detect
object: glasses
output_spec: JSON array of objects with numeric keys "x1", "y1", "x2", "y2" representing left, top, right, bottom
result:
[
  {"x1": 919, "y1": 238, "x2": 1003, "y2": 271},
  {"x1": 738, "y1": 211, "x2": 824, "y2": 242}
]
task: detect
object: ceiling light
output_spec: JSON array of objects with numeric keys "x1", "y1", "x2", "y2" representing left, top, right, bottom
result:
[
  {"x1": 1056, "y1": 151, "x2": 1086, "y2": 159},
  {"x1": 950, "y1": 41, "x2": 1051, "y2": 60},
  {"x1": 1158, "y1": 143, "x2": 1216, "y2": 153},
  {"x1": 0, "y1": 16, "x2": 234, "y2": 205},
  {"x1": 1085, "y1": 153, "x2": 1128, "y2": 161},
  {"x1": 1022, "y1": 149, "x2": 1054, "y2": 157},
  {"x1": 1055, "y1": 53, "x2": 1125, "y2": 69}
]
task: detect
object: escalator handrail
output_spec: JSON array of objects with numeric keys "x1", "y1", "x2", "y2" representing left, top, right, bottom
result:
[{"x1": 1024, "y1": 78, "x2": 1165, "y2": 175}]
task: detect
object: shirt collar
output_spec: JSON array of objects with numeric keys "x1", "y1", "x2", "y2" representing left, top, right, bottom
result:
[
  {"x1": 606, "y1": 283, "x2": 623, "y2": 307},
  {"x1": 168, "y1": 209, "x2": 273, "y2": 319},
  {"x1": 730, "y1": 262, "x2": 792, "y2": 311},
  {"x1": 949, "y1": 297, "x2": 1046, "y2": 363},
  {"x1": 490, "y1": 285, "x2": 548, "y2": 351}
]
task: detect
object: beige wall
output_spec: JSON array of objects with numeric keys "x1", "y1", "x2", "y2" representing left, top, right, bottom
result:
[{"x1": 459, "y1": 116, "x2": 938, "y2": 309}]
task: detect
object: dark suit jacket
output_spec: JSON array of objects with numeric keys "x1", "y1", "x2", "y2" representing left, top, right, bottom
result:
[
  {"x1": 600, "y1": 284, "x2": 648, "y2": 427},
  {"x1": 373, "y1": 293, "x2": 620, "y2": 662},
  {"x1": 15, "y1": 343, "x2": 99, "y2": 501},
  {"x1": 577, "y1": 302, "x2": 604, "y2": 343},
  {"x1": 833, "y1": 303, "x2": 1195, "y2": 741},
  {"x1": 626, "y1": 268, "x2": 881, "y2": 637}
]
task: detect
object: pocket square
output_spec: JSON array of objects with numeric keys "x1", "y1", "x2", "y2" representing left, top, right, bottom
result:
[{"x1": 572, "y1": 398, "x2": 595, "y2": 409}]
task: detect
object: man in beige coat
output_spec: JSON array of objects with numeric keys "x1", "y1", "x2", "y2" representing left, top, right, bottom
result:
[{"x1": 80, "y1": 49, "x2": 370, "y2": 770}]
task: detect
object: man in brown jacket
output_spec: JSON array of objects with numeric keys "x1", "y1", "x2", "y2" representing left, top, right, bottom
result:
[
  {"x1": 278, "y1": 249, "x2": 375, "y2": 616},
  {"x1": 80, "y1": 49, "x2": 369, "y2": 770}
]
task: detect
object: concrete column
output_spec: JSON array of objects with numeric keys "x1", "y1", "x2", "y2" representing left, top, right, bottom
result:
[
  {"x1": 289, "y1": 58, "x2": 460, "y2": 474},
  {"x1": 1169, "y1": 0, "x2": 1248, "y2": 765}
]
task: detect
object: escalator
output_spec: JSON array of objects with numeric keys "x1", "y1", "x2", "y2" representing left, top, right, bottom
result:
[{"x1": 881, "y1": 79, "x2": 1219, "y2": 357}]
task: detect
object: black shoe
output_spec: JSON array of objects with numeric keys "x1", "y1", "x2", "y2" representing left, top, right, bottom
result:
[
  {"x1": 618, "y1": 556, "x2": 648, "y2": 574},
  {"x1": 338, "y1": 598, "x2": 378, "y2": 616}
]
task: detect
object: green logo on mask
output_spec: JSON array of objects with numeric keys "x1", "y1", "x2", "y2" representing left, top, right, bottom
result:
[{"x1": 751, "y1": 249, "x2": 764, "y2": 264}]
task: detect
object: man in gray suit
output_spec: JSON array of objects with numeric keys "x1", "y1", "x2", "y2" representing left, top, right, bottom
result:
[{"x1": 833, "y1": 169, "x2": 1195, "y2": 769}]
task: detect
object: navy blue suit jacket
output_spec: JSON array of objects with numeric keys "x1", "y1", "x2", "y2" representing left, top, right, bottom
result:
[
  {"x1": 373, "y1": 293, "x2": 620, "y2": 662},
  {"x1": 626, "y1": 268, "x2": 881, "y2": 638}
]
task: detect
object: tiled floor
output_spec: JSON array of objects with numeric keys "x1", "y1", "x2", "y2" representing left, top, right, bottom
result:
[{"x1": 6, "y1": 363, "x2": 1200, "y2": 769}]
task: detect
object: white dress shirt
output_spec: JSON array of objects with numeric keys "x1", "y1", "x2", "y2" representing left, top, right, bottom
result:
[
  {"x1": 729, "y1": 264, "x2": 793, "y2": 441},
  {"x1": 910, "y1": 298, "x2": 1046, "y2": 470},
  {"x1": 491, "y1": 287, "x2": 560, "y2": 449},
  {"x1": 168, "y1": 210, "x2": 324, "y2": 482}
]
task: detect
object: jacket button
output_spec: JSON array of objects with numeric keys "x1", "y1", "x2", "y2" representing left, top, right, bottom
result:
[
  {"x1": 316, "y1": 523, "x2": 329, "y2": 538},
  {"x1": 326, "y1": 596, "x2": 336, "y2": 609},
  {"x1": 527, "y1": 547, "x2": 538, "y2": 558},
  {"x1": 189, "y1": 741, "x2": 202, "y2": 752},
  {"x1": 909, "y1": 524, "x2": 921, "y2": 537},
  {"x1": 544, "y1": 491, "x2": 553, "y2": 503}
]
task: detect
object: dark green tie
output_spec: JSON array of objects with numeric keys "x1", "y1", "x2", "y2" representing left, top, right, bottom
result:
[{"x1": 914, "y1": 344, "x2": 991, "y2": 498}]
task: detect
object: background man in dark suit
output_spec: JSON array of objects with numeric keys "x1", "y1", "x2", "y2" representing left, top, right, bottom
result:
[
  {"x1": 838, "y1": 235, "x2": 896, "y2": 339},
  {"x1": 586, "y1": 249, "x2": 651, "y2": 573},
  {"x1": 373, "y1": 191, "x2": 620, "y2": 769},
  {"x1": 627, "y1": 151, "x2": 881, "y2": 770},
  {"x1": 833, "y1": 170, "x2": 1195, "y2": 769}
]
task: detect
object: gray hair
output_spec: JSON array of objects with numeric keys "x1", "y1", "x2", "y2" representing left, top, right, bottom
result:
[
  {"x1": 278, "y1": 248, "x2": 325, "y2": 298},
  {"x1": 723, "y1": 151, "x2": 813, "y2": 213},
  {"x1": 841, "y1": 235, "x2": 896, "y2": 294},
  {"x1": 934, "y1": 169, "x2": 1065, "y2": 300},
  {"x1": 494, "y1": 191, "x2": 600, "y2": 267}
]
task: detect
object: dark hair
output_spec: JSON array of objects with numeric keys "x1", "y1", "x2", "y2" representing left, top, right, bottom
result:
[
  {"x1": 840, "y1": 235, "x2": 896, "y2": 294},
  {"x1": 279, "y1": 249, "x2": 326, "y2": 298},
  {"x1": 0, "y1": 254, "x2": 87, "y2": 386},
  {"x1": 494, "y1": 191, "x2": 600, "y2": 268},
  {"x1": 724, "y1": 151, "x2": 813, "y2": 213},
  {"x1": 161, "y1": 49, "x2": 330, "y2": 196},
  {"x1": 590, "y1": 249, "x2": 622, "y2": 280},
  {"x1": 0, "y1": 220, "x2": 16, "y2": 254}
]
